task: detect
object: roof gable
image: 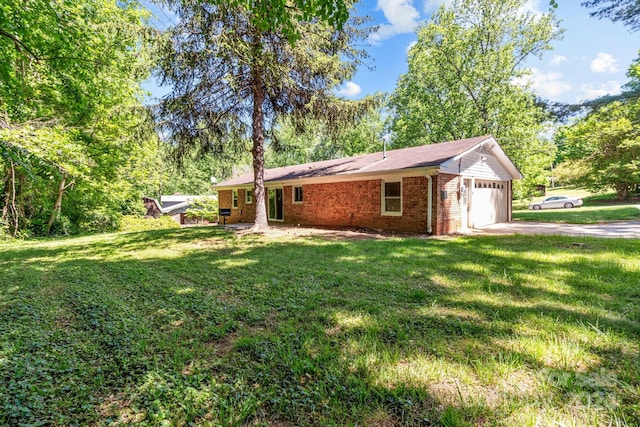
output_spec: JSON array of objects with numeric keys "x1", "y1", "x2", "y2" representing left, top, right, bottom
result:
[{"x1": 217, "y1": 135, "x2": 521, "y2": 187}]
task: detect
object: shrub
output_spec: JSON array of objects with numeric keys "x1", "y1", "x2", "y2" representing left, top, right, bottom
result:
[
  {"x1": 118, "y1": 215, "x2": 180, "y2": 232},
  {"x1": 184, "y1": 196, "x2": 219, "y2": 223}
]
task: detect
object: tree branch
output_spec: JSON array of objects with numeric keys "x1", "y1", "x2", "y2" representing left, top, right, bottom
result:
[{"x1": 0, "y1": 28, "x2": 101, "y2": 64}]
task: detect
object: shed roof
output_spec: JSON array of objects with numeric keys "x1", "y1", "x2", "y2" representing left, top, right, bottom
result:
[{"x1": 217, "y1": 135, "x2": 519, "y2": 187}]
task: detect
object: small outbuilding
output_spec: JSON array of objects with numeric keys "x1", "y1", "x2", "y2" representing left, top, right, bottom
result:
[
  {"x1": 215, "y1": 135, "x2": 522, "y2": 235},
  {"x1": 143, "y1": 195, "x2": 215, "y2": 225}
]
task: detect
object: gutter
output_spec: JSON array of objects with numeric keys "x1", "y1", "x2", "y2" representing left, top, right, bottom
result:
[
  {"x1": 215, "y1": 166, "x2": 440, "y2": 191},
  {"x1": 426, "y1": 175, "x2": 433, "y2": 234}
]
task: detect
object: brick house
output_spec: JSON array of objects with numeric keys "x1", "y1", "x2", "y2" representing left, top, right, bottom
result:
[{"x1": 215, "y1": 135, "x2": 522, "y2": 235}]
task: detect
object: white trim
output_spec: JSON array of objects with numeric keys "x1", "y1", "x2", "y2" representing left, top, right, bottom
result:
[
  {"x1": 381, "y1": 179, "x2": 402, "y2": 216},
  {"x1": 232, "y1": 189, "x2": 239, "y2": 209},
  {"x1": 216, "y1": 167, "x2": 439, "y2": 191},
  {"x1": 267, "y1": 187, "x2": 284, "y2": 221},
  {"x1": 245, "y1": 189, "x2": 253, "y2": 204},
  {"x1": 446, "y1": 136, "x2": 522, "y2": 179},
  {"x1": 292, "y1": 186, "x2": 303, "y2": 204}
]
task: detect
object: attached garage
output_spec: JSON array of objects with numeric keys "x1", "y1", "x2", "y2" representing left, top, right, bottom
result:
[{"x1": 470, "y1": 180, "x2": 509, "y2": 227}]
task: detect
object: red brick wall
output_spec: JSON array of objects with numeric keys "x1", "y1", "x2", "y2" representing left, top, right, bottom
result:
[
  {"x1": 434, "y1": 173, "x2": 463, "y2": 235},
  {"x1": 220, "y1": 177, "x2": 435, "y2": 233},
  {"x1": 218, "y1": 188, "x2": 256, "y2": 224},
  {"x1": 218, "y1": 175, "x2": 468, "y2": 234}
]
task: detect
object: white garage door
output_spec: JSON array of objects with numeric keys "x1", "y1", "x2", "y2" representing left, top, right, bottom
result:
[{"x1": 471, "y1": 180, "x2": 508, "y2": 227}]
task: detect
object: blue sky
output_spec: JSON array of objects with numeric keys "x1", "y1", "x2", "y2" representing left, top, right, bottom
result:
[
  {"x1": 143, "y1": 0, "x2": 639, "y2": 105},
  {"x1": 341, "y1": 0, "x2": 639, "y2": 103}
]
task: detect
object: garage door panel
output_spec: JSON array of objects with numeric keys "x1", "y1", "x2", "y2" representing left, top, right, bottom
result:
[{"x1": 472, "y1": 180, "x2": 507, "y2": 227}]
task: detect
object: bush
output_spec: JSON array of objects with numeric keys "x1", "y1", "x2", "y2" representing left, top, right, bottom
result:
[
  {"x1": 184, "y1": 196, "x2": 219, "y2": 223},
  {"x1": 77, "y1": 209, "x2": 121, "y2": 234},
  {"x1": 118, "y1": 215, "x2": 180, "y2": 232}
]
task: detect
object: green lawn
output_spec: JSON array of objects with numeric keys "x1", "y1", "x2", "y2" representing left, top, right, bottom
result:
[
  {"x1": 514, "y1": 186, "x2": 640, "y2": 223},
  {"x1": 513, "y1": 205, "x2": 640, "y2": 223},
  {"x1": 1, "y1": 228, "x2": 639, "y2": 426}
]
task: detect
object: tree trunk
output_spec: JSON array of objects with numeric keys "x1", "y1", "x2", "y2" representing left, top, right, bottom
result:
[
  {"x1": 1, "y1": 165, "x2": 10, "y2": 222},
  {"x1": 251, "y1": 67, "x2": 268, "y2": 231},
  {"x1": 46, "y1": 172, "x2": 67, "y2": 234},
  {"x1": 615, "y1": 182, "x2": 629, "y2": 200},
  {"x1": 7, "y1": 161, "x2": 19, "y2": 237}
]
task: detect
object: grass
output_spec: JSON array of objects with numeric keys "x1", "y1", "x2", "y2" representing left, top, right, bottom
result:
[
  {"x1": 1, "y1": 227, "x2": 639, "y2": 426},
  {"x1": 513, "y1": 205, "x2": 640, "y2": 223},
  {"x1": 514, "y1": 186, "x2": 640, "y2": 223}
]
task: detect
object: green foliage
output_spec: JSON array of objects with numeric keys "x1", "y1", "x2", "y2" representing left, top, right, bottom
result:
[
  {"x1": 389, "y1": 0, "x2": 561, "y2": 197},
  {"x1": 557, "y1": 99, "x2": 640, "y2": 199},
  {"x1": 554, "y1": 55, "x2": 640, "y2": 200},
  {"x1": 266, "y1": 105, "x2": 386, "y2": 167},
  {"x1": 1, "y1": 229, "x2": 639, "y2": 424},
  {"x1": 159, "y1": 148, "x2": 242, "y2": 196},
  {"x1": 0, "y1": 0, "x2": 161, "y2": 236},
  {"x1": 118, "y1": 215, "x2": 180, "y2": 232},
  {"x1": 157, "y1": 0, "x2": 376, "y2": 228},
  {"x1": 221, "y1": 0, "x2": 350, "y2": 42},
  {"x1": 184, "y1": 197, "x2": 219, "y2": 222}
]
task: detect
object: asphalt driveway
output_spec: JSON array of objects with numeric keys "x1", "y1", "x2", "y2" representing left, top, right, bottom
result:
[{"x1": 473, "y1": 220, "x2": 640, "y2": 238}]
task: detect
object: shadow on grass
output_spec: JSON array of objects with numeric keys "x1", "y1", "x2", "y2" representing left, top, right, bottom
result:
[{"x1": 1, "y1": 230, "x2": 639, "y2": 425}]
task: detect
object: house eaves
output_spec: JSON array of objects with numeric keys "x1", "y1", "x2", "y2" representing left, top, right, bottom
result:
[
  {"x1": 444, "y1": 136, "x2": 523, "y2": 180},
  {"x1": 216, "y1": 136, "x2": 490, "y2": 190}
]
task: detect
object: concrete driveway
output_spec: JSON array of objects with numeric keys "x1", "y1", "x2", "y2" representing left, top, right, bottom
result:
[{"x1": 472, "y1": 220, "x2": 640, "y2": 238}]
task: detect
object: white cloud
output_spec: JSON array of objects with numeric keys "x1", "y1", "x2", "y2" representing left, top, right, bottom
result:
[
  {"x1": 424, "y1": 0, "x2": 543, "y2": 15},
  {"x1": 577, "y1": 81, "x2": 622, "y2": 101},
  {"x1": 370, "y1": 0, "x2": 421, "y2": 43},
  {"x1": 514, "y1": 68, "x2": 572, "y2": 100},
  {"x1": 337, "y1": 81, "x2": 362, "y2": 97},
  {"x1": 423, "y1": 0, "x2": 453, "y2": 12},
  {"x1": 550, "y1": 55, "x2": 567, "y2": 66},
  {"x1": 519, "y1": 0, "x2": 544, "y2": 16},
  {"x1": 590, "y1": 53, "x2": 619, "y2": 73},
  {"x1": 406, "y1": 41, "x2": 417, "y2": 54}
]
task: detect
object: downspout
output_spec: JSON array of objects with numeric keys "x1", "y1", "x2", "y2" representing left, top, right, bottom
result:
[{"x1": 426, "y1": 175, "x2": 433, "y2": 234}]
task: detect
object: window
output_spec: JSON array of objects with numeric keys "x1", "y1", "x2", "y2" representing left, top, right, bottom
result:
[
  {"x1": 382, "y1": 181, "x2": 402, "y2": 215},
  {"x1": 268, "y1": 188, "x2": 284, "y2": 221},
  {"x1": 245, "y1": 189, "x2": 253, "y2": 204},
  {"x1": 232, "y1": 189, "x2": 238, "y2": 209},
  {"x1": 293, "y1": 186, "x2": 303, "y2": 203}
]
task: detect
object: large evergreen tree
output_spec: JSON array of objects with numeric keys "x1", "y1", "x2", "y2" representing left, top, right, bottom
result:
[
  {"x1": 582, "y1": 0, "x2": 640, "y2": 31},
  {"x1": 389, "y1": 0, "x2": 562, "y2": 196},
  {"x1": 157, "y1": 0, "x2": 374, "y2": 230}
]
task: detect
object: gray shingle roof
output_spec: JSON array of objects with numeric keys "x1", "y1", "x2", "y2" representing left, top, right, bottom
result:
[{"x1": 217, "y1": 135, "x2": 491, "y2": 187}]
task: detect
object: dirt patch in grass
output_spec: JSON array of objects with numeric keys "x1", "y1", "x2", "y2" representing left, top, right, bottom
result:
[
  {"x1": 98, "y1": 393, "x2": 144, "y2": 424},
  {"x1": 233, "y1": 224, "x2": 426, "y2": 241}
]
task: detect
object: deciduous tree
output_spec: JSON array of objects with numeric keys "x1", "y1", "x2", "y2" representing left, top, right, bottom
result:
[
  {"x1": 266, "y1": 105, "x2": 386, "y2": 168},
  {"x1": 556, "y1": 56, "x2": 640, "y2": 199},
  {"x1": 0, "y1": 0, "x2": 158, "y2": 236},
  {"x1": 225, "y1": 0, "x2": 350, "y2": 41},
  {"x1": 389, "y1": 0, "x2": 562, "y2": 196}
]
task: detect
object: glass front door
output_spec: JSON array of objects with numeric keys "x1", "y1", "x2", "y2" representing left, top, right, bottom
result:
[{"x1": 268, "y1": 188, "x2": 283, "y2": 221}]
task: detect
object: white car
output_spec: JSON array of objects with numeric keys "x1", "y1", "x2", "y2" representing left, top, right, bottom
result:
[{"x1": 529, "y1": 195, "x2": 584, "y2": 210}]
